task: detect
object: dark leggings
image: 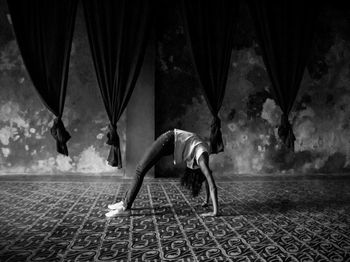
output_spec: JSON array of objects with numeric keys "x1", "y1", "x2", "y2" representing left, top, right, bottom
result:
[{"x1": 123, "y1": 130, "x2": 174, "y2": 209}]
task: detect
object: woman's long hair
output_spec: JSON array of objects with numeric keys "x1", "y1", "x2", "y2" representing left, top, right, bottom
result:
[{"x1": 180, "y1": 167, "x2": 206, "y2": 197}]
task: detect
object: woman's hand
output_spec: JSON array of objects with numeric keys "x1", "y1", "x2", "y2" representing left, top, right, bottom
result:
[{"x1": 200, "y1": 212, "x2": 217, "y2": 217}]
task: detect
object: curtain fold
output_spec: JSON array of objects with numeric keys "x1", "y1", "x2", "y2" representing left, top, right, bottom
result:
[
  {"x1": 83, "y1": 0, "x2": 152, "y2": 168},
  {"x1": 248, "y1": 0, "x2": 318, "y2": 151},
  {"x1": 7, "y1": 0, "x2": 78, "y2": 156},
  {"x1": 180, "y1": 0, "x2": 240, "y2": 154}
]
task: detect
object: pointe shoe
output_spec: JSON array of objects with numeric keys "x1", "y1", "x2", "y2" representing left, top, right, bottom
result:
[
  {"x1": 105, "y1": 206, "x2": 130, "y2": 218},
  {"x1": 108, "y1": 201, "x2": 124, "y2": 210}
]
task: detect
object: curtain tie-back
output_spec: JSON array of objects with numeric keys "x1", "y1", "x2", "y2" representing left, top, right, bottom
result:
[
  {"x1": 50, "y1": 117, "x2": 71, "y2": 156},
  {"x1": 211, "y1": 116, "x2": 221, "y2": 129},
  {"x1": 106, "y1": 123, "x2": 120, "y2": 147},
  {"x1": 278, "y1": 113, "x2": 296, "y2": 151},
  {"x1": 106, "y1": 123, "x2": 122, "y2": 168},
  {"x1": 209, "y1": 115, "x2": 224, "y2": 154}
]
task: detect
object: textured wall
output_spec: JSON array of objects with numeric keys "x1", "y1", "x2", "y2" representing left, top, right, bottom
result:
[
  {"x1": 0, "y1": 5, "x2": 125, "y2": 175},
  {"x1": 1, "y1": 2, "x2": 349, "y2": 177},
  {"x1": 155, "y1": 2, "x2": 350, "y2": 177}
]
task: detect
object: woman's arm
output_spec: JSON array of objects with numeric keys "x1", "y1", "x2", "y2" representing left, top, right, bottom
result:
[
  {"x1": 198, "y1": 153, "x2": 218, "y2": 216},
  {"x1": 202, "y1": 180, "x2": 210, "y2": 207}
]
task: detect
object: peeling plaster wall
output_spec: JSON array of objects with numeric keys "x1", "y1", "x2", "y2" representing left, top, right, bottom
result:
[
  {"x1": 155, "y1": 2, "x2": 350, "y2": 177},
  {"x1": 0, "y1": 5, "x2": 125, "y2": 175}
]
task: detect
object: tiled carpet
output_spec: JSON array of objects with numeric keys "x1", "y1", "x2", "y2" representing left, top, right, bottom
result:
[{"x1": 0, "y1": 177, "x2": 349, "y2": 261}]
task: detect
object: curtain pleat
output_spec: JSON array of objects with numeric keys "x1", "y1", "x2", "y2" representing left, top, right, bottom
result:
[
  {"x1": 83, "y1": 0, "x2": 152, "y2": 167},
  {"x1": 7, "y1": 0, "x2": 78, "y2": 156},
  {"x1": 180, "y1": 0, "x2": 240, "y2": 154},
  {"x1": 248, "y1": 0, "x2": 318, "y2": 150}
]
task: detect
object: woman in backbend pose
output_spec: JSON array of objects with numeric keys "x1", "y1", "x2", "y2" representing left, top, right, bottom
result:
[{"x1": 105, "y1": 129, "x2": 218, "y2": 218}]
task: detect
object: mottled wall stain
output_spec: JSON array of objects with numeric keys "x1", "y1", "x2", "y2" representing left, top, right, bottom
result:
[
  {"x1": 0, "y1": 6, "x2": 125, "y2": 175},
  {"x1": 156, "y1": 2, "x2": 350, "y2": 176}
]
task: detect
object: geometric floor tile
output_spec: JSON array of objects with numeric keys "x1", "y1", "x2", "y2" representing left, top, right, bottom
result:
[{"x1": 0, "y1": 177, "x2": 349, "y2": 261}]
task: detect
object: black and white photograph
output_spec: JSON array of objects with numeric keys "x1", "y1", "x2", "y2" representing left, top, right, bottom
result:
[{"x1": 0, "y1": 0, "x2": 349, "y2": 261}]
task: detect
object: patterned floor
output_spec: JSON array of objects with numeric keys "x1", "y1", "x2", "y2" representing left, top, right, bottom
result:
[{"x1": 0, "y1": 177, "x2": 349, "y2": 261}]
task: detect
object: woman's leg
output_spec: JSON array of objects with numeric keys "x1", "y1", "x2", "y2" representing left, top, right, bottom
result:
[{"x1": 123, "y1": 130, "x2": 174, "y2": 209}]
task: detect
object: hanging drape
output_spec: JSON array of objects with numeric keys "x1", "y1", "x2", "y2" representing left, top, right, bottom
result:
[
  {"x1": 248, "y1": 0, "x2": 318, "y2": 150},
  {"x1": 7, "y1": 0, "x2": 78, "y2": 156},
  {"x1": 83, "y1": 0, "x2": 152, "y2": 168},
  {"x1": 180, "y1": 0, "x2": 240, "y2": 154}
]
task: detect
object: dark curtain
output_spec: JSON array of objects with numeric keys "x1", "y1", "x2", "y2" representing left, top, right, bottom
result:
[
  {"x1": 180, "y1": 0, "x2": 240, "y2": 154},
  {"x1": 248, "y1": 0, "x2": 318, "y2": 150},
  {"x1": 7, "y1": 0, "x2": 78, "y2": 155},
  {"x1": 83, "y1": 0, "x2": 152, "y2": 168}
]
